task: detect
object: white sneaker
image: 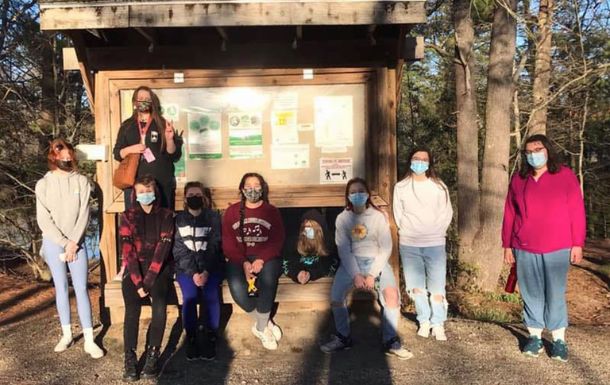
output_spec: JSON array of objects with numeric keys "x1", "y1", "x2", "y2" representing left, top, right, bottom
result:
[
  {"x1": 431, "y1": 325, "x2": 447, "y2": 341},
  {"x1": 417, "y1": 322, "x2": 431, "y2": 338},
  {"x1": 385, "y1": 339, "x2": 414, "y2": 361},
  {"x1": 268, "y1": 320, "x2": 282, "y2": 342},
  {"x1": 251, "y1": 324, "x2": 278, "y2": 350},
  {"x1": 54, "y1": 335, "x2": 73, "y2": 352},
  {"x1": 84, "y1": 340, "x2": 104, "y2": 359}
]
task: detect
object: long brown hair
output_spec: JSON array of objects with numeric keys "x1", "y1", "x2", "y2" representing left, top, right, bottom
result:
[
  {"x1": 344, "y1": 177, "x2": 381, "y2": 212},
  {"x1": 519, "y1": 134, "x2": 562, "y2": 178},
  {"x1": 401, "y1": 147, "x2": 448, "y2": 202},
  {"x1": 47, "y1": 138, "x2": 78, "y2": 171},
  {"x1": 131, "y1": 86, "x2": 167, "y2": 152},
  {"x1": 297, "y1": 219, "x2": 328, "y2": 257},
  {"x1": 237, "y1": 173, "x2": 270, "y2": 250}
]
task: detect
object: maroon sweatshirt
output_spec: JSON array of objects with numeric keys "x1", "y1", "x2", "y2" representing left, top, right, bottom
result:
[{"x1": 222, "y1": 201, "x2": 285, "y2": 265}]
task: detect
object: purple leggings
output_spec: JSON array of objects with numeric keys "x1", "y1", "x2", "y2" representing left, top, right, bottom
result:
[{"x1": 176, "y1": 271, "x2": 223, "y2": 336}]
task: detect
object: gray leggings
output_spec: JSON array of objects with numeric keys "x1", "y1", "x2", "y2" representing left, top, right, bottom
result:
[{"x1": 42, "y1": 237, "x2": 93, "y2": 328}]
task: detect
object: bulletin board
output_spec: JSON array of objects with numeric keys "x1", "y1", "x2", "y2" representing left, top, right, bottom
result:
[{"x1": 119, "y1": 84, "x2": 367, "y2": 188}]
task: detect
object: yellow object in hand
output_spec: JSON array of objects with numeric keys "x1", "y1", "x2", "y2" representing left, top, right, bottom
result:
[{"x1": 247, "y1": 277, "x2": 258, "y2": 293}]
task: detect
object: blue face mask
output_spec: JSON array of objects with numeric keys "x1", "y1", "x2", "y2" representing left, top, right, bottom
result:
[
  {"x1": 303, "y1": 226, "x2": 315, "y2": 240},
  {"x1": 349, "y1": 192, "x2": 369, "y2": 207},
  {"x1": 410, "y1": 160, "x2": 429, "y2": 175},
  {"x1": 526, "y1": 152, "x2": 547, "y2": 169},
  {"x1": 136, "y1": 192, "x2": 155, "y2": 206}
]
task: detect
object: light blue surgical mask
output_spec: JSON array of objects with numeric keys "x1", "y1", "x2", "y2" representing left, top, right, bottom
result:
[
  {"x1": 348, "y1": 192, "x2": 369, "y2": 207},
  {"x1": 136, "y1": 192, "x2": 156, "y2": 206},
  {"x1": 526, "y1": 152, "x2": 547, "y2": 169},
  {"x1": 303, "y1": 226, "x2": 315, "y2": 240},
  {"x1": 410, "y1": 160, "x2": 429, "y2": 175}
]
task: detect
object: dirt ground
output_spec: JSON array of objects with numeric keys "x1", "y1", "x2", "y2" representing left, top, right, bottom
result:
[{"x1": 0, "y1": 241, "x2": 609, "y2": 385}]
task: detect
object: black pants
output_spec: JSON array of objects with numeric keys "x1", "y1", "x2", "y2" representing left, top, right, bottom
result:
[
  {"x1": 226, "y1": 258, "x2": 282, "y2": 314},
  {"x1": 122, "y1": 266, "x2": 171, "y2": 352}
]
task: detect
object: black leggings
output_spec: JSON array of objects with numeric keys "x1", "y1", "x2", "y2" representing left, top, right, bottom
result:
[
  {"x1": 226, "y1": 258, "x2": 282, "y2": 314},
  {"x1": 122, "y1": 266, "x2": 171, "y2": 352}
]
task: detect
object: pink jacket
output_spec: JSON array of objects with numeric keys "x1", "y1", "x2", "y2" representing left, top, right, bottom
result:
[{"x1": 502, "y1": 166, "x2": 586, "y2": 253}]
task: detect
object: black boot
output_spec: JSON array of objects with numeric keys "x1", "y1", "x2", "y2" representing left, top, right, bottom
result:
[
  {"x1": 185, "y1": 335, "x2": 198, "y2": 361},
  {"x1": 122, "y1": 349, "x2": 139, "y2": 382},
  {"x1": 141, "y1": 346, "x2": 160, "y2": 379},
  {"x1": 200, "y1": 329, "x2": 216, "y2": 361}
]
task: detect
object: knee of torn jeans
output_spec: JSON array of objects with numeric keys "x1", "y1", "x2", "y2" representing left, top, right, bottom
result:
[
  {"x1": 431, "y1": 293, "x2": 445, "y2": 303},
  {"x1": 383, "y1": 287, "x2": 400, "y2": 308},
  {"x1": 407, "y1": 288, "x2": 427, "y2": 299}
]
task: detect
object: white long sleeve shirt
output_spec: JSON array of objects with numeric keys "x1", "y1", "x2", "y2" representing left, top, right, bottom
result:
[
  {"x1": 393, "y1": 177, "x2": 453, "y2": 247},
  {"x1": 335, "y1": 207, "x2": 392, "y2": 278}
]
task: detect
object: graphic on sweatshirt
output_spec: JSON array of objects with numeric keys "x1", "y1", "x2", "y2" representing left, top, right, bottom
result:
[
  {"x1": 231, "y1": 217, "x2": 272, "y2": 247},
  {"x1": 351, "y1": 223, "x2": 368, "y2": 241}
]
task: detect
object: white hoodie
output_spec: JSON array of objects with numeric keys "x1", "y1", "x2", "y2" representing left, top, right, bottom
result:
[{"x1": 392, "y1": 177, "x2": 453, "y2": 247}]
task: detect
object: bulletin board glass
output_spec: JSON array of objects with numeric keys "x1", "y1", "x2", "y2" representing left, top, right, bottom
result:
[{"x1": 120, "y1": 84, "x2": 366, "y2": 188}]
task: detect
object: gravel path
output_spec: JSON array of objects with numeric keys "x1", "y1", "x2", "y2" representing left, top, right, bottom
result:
[{"x1": 1, "y1": 303, "x2": 609, "y2": 385}]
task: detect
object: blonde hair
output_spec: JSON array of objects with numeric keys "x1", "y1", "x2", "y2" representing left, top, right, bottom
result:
[{"x1": 297, "y1": 219, "x2": 328, "y2": 257}]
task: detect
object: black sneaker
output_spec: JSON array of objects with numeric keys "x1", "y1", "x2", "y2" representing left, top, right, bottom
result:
[
  {"x1": 141, "y1": 346, "x2": 160, "y2": 379},
  {"x1": 122, "y1": 349, "x2": 139, "y2": 382},
  {"x1": 550, "y1": 339, "x2": 569, "y2": 362},
  {"x1": 185, "y1": 336, "x2": 198, "y2": 361},
  {"x1": 197, "y1": 327, "x2": 216, "y2": 360},
  {"x1": 320, "y1": 333, "x2": 353, "y2": 353}
]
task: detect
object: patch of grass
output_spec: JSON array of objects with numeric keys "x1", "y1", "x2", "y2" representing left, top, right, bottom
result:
[
  {"x1": 485, "y1": 292, "x2": 523, "y2": 304},
  {"x1": 468, "y1": 308, "x2": 517, "y2": 324}
]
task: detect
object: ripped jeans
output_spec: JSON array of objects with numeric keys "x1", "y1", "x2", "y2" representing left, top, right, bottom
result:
[{"x1": 400, "y1": 245, "x2": 447, "y2": 326}]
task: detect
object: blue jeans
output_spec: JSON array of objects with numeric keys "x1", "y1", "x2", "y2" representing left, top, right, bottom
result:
[
  {"x1": 514, "y1": 248, "x2": 570, "y2": 331},
  {"x1": 42, "y1": 238, "x2": 93, "y2": 328},
  {"x1": 400, "y1": 245, "x2": 447, "y2": 326},
  {"x1": 176, "y1": 271, "x2": 223, "y2": 336},
  {"x1": 330, "y1": 256, "x2": 400, "y2": 343}
]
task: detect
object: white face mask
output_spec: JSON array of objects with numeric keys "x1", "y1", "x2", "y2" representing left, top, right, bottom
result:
[{"x1": 303, "y1": 226, "x2": 315, "y2": 240}]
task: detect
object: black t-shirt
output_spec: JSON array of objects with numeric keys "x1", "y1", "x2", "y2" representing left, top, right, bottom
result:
[{"x1": 113, "y1": 117, "x2": 183, "y2": 187}]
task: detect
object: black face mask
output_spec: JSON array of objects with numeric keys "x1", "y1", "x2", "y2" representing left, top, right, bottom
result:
[
  {"x1": 186, "y1": 196, "x2": 204, "y2": 210},
  {"x1": 57, "y1": 160, "x2": 73, "y2": 171}
]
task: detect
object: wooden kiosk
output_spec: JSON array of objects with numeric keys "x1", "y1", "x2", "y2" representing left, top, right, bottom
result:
[{"x1": 39, "y1": 0, "x2": 426, "y2": 322}]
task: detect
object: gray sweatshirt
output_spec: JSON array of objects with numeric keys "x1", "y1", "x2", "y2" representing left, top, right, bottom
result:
[
  {"x1": 335, "y1": 207, "x2": 392, "y2": 278},
  {"x1": 35, "y1": 171, "x2": 91, "y2": 248}
]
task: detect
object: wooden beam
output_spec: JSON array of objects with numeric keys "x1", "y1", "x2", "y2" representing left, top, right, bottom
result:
[
  {"x1": 70, "y1": 31, "x2": 95, "y2": 113},
  {"x1": 85, "y1": 39, "x2": 401, "y2": 70},
  {"x1": 404, "y1": 35, "x2": 425, "y2": 60},
  {"x1": 40, "y1": 1, "x2": 426, "y2": 30},
  {"x1": 62, "y1": 47, "x2": 79, "y2": 70}
]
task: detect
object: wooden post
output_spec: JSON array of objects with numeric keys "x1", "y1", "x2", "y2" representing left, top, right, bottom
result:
[{"x1": 376, "y1": 67, "x2": 400, "y2": 280}]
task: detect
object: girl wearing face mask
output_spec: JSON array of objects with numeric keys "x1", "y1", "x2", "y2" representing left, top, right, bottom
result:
[
  {"x1": 502, "y1": 134, "x2": 585, "y2": 362},
  {"x1": 113, "y1": 86, "x2": 183, "y2": 210},
  {"x1": 320, "y1": 178, "x2": 412, "y2": 360},
  {"x1": 119, "y1": 175, "x2": 175, "y2": 381},
  {"x1": 222, "y1": 173, "x2": 285, "y2": 350},
  {"x1": 173, "y1": 182, "x2": 223, "y2": 361},
  {"x1": 282, "y1": 209, "x2": 339, "y2": 284},
  {"x1": 35, "y1": 139, "x2": 104, "y2": 359},
  {"x1": 393, "y1": 148, "x2": 453, "y2": 341}
]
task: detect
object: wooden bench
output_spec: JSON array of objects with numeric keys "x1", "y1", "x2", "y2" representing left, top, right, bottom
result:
[{"x1": 104, "y1": 276, "x2": 336, "y2": 323}]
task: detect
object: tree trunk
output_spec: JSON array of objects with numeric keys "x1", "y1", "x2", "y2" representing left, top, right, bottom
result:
[
  {"x1": 39, "y1": 32, "x2": 56, "y2": 135},
  {"x1": 474, "y1": 0, "x2": 519, "y2": 290},
  {"x1": 530, "y1": 0, "x2": 554, "y2": 135},
  {"x1": 453, "y1": 0, "x2": 481, "y2": 264}
]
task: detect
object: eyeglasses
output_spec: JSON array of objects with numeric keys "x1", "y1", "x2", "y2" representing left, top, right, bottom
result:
[
  {"x1": 136, "y1": 99, "x2": 152, "y2": 103},
  {"x1": 523, "y1": 147, "x2": 545, "y2": 155}
]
